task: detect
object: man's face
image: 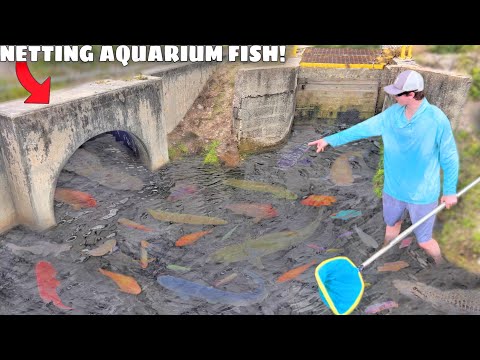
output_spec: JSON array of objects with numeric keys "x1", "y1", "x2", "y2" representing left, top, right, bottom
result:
[{"x1": 394, "y1": 91, "x2": 414, "y2": 105}]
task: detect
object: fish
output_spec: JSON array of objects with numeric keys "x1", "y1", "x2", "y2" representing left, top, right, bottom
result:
[
  {"x1": 85, "y1": 239, "x2": 116, "y2": 256},
  {"x1": 54, "y1": 188, "x2": 97, "y2": 210},
  {"x1": 176, "y1": 230, "x2": 213, "y2": 247},
  {"x1": 306, "y1": 243, "x2": 326, "y2": 251},
  {"x1": 6, "y1": 242, "x2": 71, "y2": 257},
  {"x1": 35, "y1": 261, "x2": 73, "y2": 310},
  {"x1": 166, "y1": 264, "x2": 191, "y2": 272},
  {"x1": 156, "y1": 271, "x2": 267, "y2": 306},
  {"x1": 300, "y1": 195, "x2": 336, "y2": 207},
  {"x1": 211, "y1": 209, "x2": 325, "y2": 268},
  {"x1": 224, "y1": 179, "x2": 298, "y2": 200},
  {"x1": 393, "y1": 280, "x2": 480, "y2": 314},
  {"x1": 276, "y1": 143, "x2": 310, "y2": 170},
  {"x1": 98, "y1": 269, "x2": 142, "y2": 294},
  {"x1": 276, "y1": 260, "x2": 317, "y2": 283},
  {"x1": 118, "y1": 218, "x2": 154, "y2": 232},
  {"x1": 148, "y1": 209, "x2": 227, "y2": 225},
  {"x1": 329, "y1": 151, "x2": 363, "y2": 186},
  {"x1": 354, "y1": 225, "x2": 378, "y2": 249},
  {"x1": 214, "y1": 273, "x2": 238, "y2": 287},
  {"x1": 330, "y1": 209, "x2": 362, "y2": 220},
  {"x1": 221, "y1": 225, "x2": 239, "y2": 242},
  {"x1": 377, "y1": 260, "x2": 409, "y2": 272},
  {"x1": 167, "y1": 184, "x2": 198, "y2": 201},
  {"x1": 140, "y1": 240, "x2": 149, "y2": 269},
  {"x1": 224, "y1": 203, "x2": 278, "y2": 223},
  {"x1": 364, "y1": 300, "x2": 399, "y2": 314}
]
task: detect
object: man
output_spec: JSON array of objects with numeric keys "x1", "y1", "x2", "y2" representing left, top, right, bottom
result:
[{"x1": 308, "y1": 70, "x2": 459, "y2": 265}]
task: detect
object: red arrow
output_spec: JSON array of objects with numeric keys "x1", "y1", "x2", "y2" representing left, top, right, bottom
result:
[{"x1": 15, "y1": 62, "x2": 51, "y2": 104}]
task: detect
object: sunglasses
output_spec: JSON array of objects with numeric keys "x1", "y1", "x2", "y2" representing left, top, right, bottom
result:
[{"x1": 395, "y1": 90, "x2": 417, "y2": 97}]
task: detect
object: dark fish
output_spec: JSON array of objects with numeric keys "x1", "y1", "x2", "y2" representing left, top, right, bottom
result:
[
  {"x1": 276, "y1": 144, "x2": 310, "y2": 170},
  {"x1": 156, "y1": 271, "x2": 267, "y2": 306}
]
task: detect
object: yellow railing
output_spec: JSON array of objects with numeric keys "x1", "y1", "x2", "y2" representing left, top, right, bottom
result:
[{"x1": 399, "y1": 45, "x2": 413, "y2": 59}]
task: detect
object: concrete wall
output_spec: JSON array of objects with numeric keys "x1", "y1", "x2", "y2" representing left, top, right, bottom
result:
[
  {"x1": 297, "y1": 68, "x2": 386, "y2": 122},
  {"x1": 0, "y1": 77, "x2": 168, "y2": 232},
  {"x1": 0, "y1": 155, "x2": 17, "y2": 233},
  {"x1": 144, "y1": 62, "x2": 219, "y2": 133},
  {"x1": 385, "y1": 65, "x2": 472, "y2": 128},
  {"x1": 232, "y1": 65, "x2": 299, "y2": 150}
]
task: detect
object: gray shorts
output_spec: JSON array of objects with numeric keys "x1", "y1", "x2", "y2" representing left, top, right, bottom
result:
[{"x1": 382, "y1": 192, "x2": 438, "y2": 244}]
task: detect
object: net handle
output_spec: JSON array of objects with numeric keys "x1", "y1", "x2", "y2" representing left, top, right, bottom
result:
[{"x1": 359, "y1": 176, "x2": 480, "y2": 270}]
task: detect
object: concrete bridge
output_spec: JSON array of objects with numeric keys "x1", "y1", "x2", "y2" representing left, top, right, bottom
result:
[
  {"x1": 0, "y1": 54, "x2": 472, "y2": 235},
  {"x1": 0, "y1": 62, "x2": 217, "y2": 234}
]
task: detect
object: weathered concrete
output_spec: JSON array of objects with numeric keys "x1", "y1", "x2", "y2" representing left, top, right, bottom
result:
[
  {"x1": 297, "y1": 68, "x2": 386, "y2": 121},
  {"x1": 385, "y1": 65, "x2": 472, "y2": 128},
  {"x1": 144, "y1": 62, "x2": 219, "y2": 133},
  {"x1": 0, "y1": 155, "x2": 17, "y2": 233},
  {"x1": 232, "y1": 65, "x2": 299, "y2": 150},
  {"x1": 0, "y1": 77, "x2": 168, "y2": 232}
]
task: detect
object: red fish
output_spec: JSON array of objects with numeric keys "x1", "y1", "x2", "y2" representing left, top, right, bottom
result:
[
  {"x1": 35, "y1": 261, "x2": 73, "y2": 310},
  {"x1": 225, "y1": 203, "x2": 278, "y2": 223},
  {"x1": 300, "y1": 195, "x2": 336, "y2": 207},
  {"x1": 54, "y1": 188, "x2": 97, "y2": 210},
  {"x1": 276, "y1": 260, "x2": 317, "y2": 283},
  {"x1": 175, "y1": 230, "x2": 213, "y2": 247},
  {"x1": 167, "y1": 184, "x2": 198, "y2": 201}
]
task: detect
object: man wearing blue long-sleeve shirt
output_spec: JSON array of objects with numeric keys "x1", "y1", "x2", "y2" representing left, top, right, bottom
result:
[{"x1": 308, "y1": 70, "x2": 459, "y2": 265}]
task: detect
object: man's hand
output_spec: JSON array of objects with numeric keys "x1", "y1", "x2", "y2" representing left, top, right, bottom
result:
[
  {"x1": 441, "y1": 195, "x2": 458, "y2": 209},
  {"x1": 308, "y1": 138, "x2": 329, "y2": 153}
]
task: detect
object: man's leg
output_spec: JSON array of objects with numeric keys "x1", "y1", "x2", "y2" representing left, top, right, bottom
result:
[
  {"x1": 382, "y1": 192, "x2": 406, "y2": 247},
  {"x1": 419, "y1": 238, "x2": 444, "y2": 265},
  {"x1": 408, "y1": 201, "x2": 444, "y2": 265},
  {"x1": 384, "y1": 220, "x2": 402, "y2": 246}
]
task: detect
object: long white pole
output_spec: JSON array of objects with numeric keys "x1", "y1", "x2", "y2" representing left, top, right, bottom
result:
[{"x1": 359, "y1": 176, "x2": 480, "y2": 270}]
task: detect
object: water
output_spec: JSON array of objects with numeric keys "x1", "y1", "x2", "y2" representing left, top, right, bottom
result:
[{"x1": 1, "y1": 121, "x2": 478, "y2": 315}]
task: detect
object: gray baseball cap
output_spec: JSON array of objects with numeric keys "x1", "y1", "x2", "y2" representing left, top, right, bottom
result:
[{"x1": 384, "y1": 70, "x2": 424, "y2": 95}]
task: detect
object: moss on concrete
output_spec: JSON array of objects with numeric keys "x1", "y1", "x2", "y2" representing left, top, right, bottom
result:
[{"x1": 203, "y1": 140, "x2": 220, "y2": 165}]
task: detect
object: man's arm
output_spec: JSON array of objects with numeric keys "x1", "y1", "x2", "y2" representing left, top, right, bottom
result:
[
  {"x1": 309, "y1": 110, "x2": 386, "y2": 152},
  {"x1": 438, "y1": 115, "x2": 459, "y2": 208}
]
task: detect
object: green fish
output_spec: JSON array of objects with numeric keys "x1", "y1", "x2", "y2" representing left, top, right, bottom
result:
[
  {"x1": 148, "y1": 209, "x2": 227, "y2": 225},
  {"x1": 224, "y1": 179, "x2": 297, "y2": 200},
  {"x1": 166, "y1": 264, "x2": 191, "y2": 272},
  {"x1": 211, "y1": 209, "x2": 325, "y2": 268}
]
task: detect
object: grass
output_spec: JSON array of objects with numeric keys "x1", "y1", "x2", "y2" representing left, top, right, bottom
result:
[
  {"x1": 373, "y1": 139, "x2": 384, "y2": 198},
  {"x1": 203, "y1": 140, "x2": 220, "y2": 165},
  {"x1": 435, "y1": 129, "x2": 480, "y2": 273},
  {"x1": 168, "y1": 143, "x2": 189, "y2": 161}
]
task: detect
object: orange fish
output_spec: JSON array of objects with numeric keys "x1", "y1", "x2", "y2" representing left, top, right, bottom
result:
[
  {"x1": 300, "y1": 195, "x2": 336, "y2": 207},
  {"x1": 98, "y1": 269, "x2": 142, "y2": 294},
  {"x1": 175, "y1": 230, "x2": 213, "y2": 247},
  {"x1": 377, "y1": 261, "x2": 410, "y2": 272},
  {"x1": 35, "y1": 261, "x2": 73, "y2": 310},
  {"x1": 118, "y1": 218, "x2": 154, "y2": 232},
  {"x1": 276, "y1": 260, "x2": 317, "y2": 283},
  {"x1": 225, "y1": 203, "x2": 278, "y2": 223},
  {"x1": 140, "y1": 240, "x2": 149, "y2": 269},
  {"x1": 54, "y1": 188, "x2": 97, "y2": 210}
]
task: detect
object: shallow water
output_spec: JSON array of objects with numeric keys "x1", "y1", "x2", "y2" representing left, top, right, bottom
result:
[{"x1": 1, "y1": 121, "x2": 479, "y2": 315}]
